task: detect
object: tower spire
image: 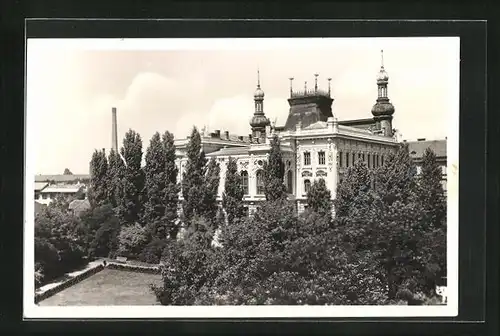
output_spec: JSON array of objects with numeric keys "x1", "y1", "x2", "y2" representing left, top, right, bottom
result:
[
  {"x1": 314, "y1": 73, "x2": 319, "y2": 92},
  {"x1": 257, "y1": 67, "x2": 261, "y2": 88},
  {"x1": 380, "y1": 49, "x2": 384, "y2": 69},
  {"x1": 327, "y1": 78, "x2": 332, "y2": 96}
]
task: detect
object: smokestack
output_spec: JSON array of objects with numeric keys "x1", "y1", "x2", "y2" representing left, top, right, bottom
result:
[{"x1": 112, "y1": 107, "x2": 118, "y2": 152}]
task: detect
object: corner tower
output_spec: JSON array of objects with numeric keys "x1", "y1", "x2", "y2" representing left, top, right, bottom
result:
[
  {"x1": 371, "y1": 50, "x2": 395, "y2": 137},
  {"x1": 249, "y1": 69, "x2": 270, "y2": 142},
  {"x1": 283, "y1": 74, "x2": 334, "y2": 131}
]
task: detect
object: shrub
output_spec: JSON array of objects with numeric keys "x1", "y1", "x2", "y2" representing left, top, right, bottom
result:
[{"x1": 138, "y1": 238, "x2": 169, "y2": 264}]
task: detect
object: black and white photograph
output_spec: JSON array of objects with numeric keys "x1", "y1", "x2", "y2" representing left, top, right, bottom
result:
[{"x1": 24, "y1": 36, "x2": 459, "y2": 318}]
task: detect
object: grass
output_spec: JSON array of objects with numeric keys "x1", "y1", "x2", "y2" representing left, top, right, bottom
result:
[{"x1": 38, "y1": 268, "x2": 162, "y2": 306}]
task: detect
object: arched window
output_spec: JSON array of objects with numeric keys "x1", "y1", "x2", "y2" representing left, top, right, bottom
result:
[
  {"x1": 256, "y1": 170, "x2": 264, "y2": 195},
  {"x1": 304, "y1": 179, "x2": 311, "y2": 194},
  {"x1": 241, "y1": 170, "x2": 249, "y2": 194},
  {"x1": 287, "y1": 170, "x2": 293, "y2": 194}
]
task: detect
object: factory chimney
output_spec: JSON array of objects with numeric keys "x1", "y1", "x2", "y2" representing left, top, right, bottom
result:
[{"x1": 112, "y1": 107, "x2": 118, "y2": 152}]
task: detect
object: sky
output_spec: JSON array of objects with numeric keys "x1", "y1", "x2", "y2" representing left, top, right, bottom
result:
[{"x1": 26, "y1": 37, "x2": 459, "y2": 175}]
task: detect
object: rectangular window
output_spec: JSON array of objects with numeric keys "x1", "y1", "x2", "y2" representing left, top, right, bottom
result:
[
  {"x1": 367, "y1": 154, "x2": 371, "y2": 168},
  {"x1": 339, "y1": 151, "x2": 343, "y2": 167},
  {"x1": 346, "y1": 152, "x2": 350, "y2": 167},
  {"x1": 352, "y1": 153, "x2": 356, "y2": 164},
  {"x1": 304, "y1": 152, "x2": 311, "y2": 166},
  {"x1": 362, "y1": 153, "x2": 365, "y2": 162},
  {"x1": 381, "y1": 155, "x2": 384, "y2": 166},
  {"x1": 318, "y1": 151, "x2": 326, "y2": 165}
]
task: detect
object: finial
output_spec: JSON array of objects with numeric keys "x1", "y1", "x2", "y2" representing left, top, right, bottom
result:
[
  {"x1": 289, "y1": 77, "x2": 294, "y2": 95},
  {"x1": 314, "y1": 73, "x2": 319, "y2": 92},
  {"x1": 257, "y1": 67, "x2": 261, "y2": 88},
  {"x1": 380, "y1": 49, "x2": 384, "y2": 69},
  {"x1": 304, "y1": 81, "x2": 307, "y2": 92},
  {"x1": 327, "y1": 78, "x2": 332, "y2": 96}
]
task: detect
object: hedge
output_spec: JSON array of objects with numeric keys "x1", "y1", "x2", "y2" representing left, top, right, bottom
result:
[
  {"x1": 106, "y1": 262, "x2": 160, "y2": 275},
  {"x1": 35, "y1": 264, "x2": 105, "y2": 304}
]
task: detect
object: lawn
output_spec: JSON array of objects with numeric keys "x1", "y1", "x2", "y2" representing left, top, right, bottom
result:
[{"x1": 38, "y1": 268, "x2": 162, "y2": 306}]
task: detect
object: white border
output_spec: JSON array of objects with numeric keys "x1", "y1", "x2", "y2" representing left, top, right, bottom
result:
[{"x1": 24, "y1": 37, "x2": 460, "y2": 319}]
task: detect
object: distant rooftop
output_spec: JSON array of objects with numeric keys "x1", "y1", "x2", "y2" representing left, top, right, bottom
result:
[
  {"x1": 406, "y1": 138, "x2": 447, "y2": 158},
  {"x1": 35, "y1": 174, "x2": 90, "y2": 183}
]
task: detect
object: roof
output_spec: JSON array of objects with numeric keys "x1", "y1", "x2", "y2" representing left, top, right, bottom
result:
[
  {"x1": 407, "y1": 139, "x2": 447, "y2": 159},
  {"x1": 41, "y1": 184, "x2": 84, "y2": 193},
  {"x1": 68, "y1": 199, "x2": 91, "y2": 212},
  {"x1": 34, "y1": 182, "x2": 49, "y2": 192},
  {"x1": 304, "y1": 121, "x2": 328, "y2": 130},
  {"x1": 206, "y1": 146, "x2": 250, "y2": 157},
  {"x1": 35, "y1": 174, "x2": 90, "y2": 183}
]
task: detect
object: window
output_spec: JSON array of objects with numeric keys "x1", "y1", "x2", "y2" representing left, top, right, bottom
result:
[
  {"x1": 304, "y1": 179, "x2": 311, "y2": 194},
  {"x1": 346, "y1": 152, "x2": 350, "y2": 167},
  {"x1": 318, "y1": 151, "x2": 326, "y2": 165},
  {"x1": 287, "y1": 170, "x2": 293, "y2": 194},
  {"x1": 362, "y1": 153, "x2": 365, "y2": 162},
  {"x1": 381, "y1": 155, "x2": 384, "y2": 166},
  {"x1": 304, "y1": 152, "x2": 311, "y2": 166},
  {"x1": 241, "y1": 170, "x2": 249, "y2": 194},
  {"x1": 339, "y1": 151, "x2": 343, "y2": 167},
  {"x1": 256, "y1": 170, "x2": 264, "y2": 195},
  {"x1": 42, "y1": 193, "x2": 48, "y2": 199},
  {"x1": 367, "y1": 154, "x2": 371, "y2": 168},
  {"x1": 352, "y1": 153, "x2": 356, "y2": 164}
]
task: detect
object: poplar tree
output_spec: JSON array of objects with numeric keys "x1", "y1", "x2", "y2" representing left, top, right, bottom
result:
[
  {"x1": 143, "y1": 132, "x2": 168, "y2": 235},
  {"x1": 162, "y1": 131, "x2": 181, "y2": 240},
  {"x1": 222, "y1": 157, "x2": 245, "y2": 225},
  {"x1": 202, "y1": 157, "x2": 221, "y2": 230},
  {"x1": 116, "y1": 129, "x2": 144, "y2": 225},
  {"x1": 107, "y1": 148, "x2": 125, "y2": 208},
  {"x1": 263, "y1": 134, "x2": 287, "y2": 202},
  {"x1": 88, "y1": 149, "x2": 109, "y2": 208},
  {"x1": 181, "y1": 127, "x2": 207, "y2": 223}
]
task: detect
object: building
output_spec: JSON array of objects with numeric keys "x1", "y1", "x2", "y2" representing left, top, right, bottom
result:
[
  {"x1": 172, "y1": 51, "x2": 401, "y2": 214},
  {"x1": 407, "y1": 138, "x2": 447, "y2": 193},
  {"x1": 34, "y1": 174, "x2": 90, "y2": 205},
  {"x1": 100, "y1": 51, "x2": 447, "y2": 216}
]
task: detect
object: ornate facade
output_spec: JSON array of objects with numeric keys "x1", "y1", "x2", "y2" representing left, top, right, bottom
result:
[{"x1": 174, "y1": 51, "x2": 400, "y2": 214}]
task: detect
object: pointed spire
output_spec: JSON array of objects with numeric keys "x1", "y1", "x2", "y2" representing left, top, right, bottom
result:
[
  {"x1": 314, "y1": 73, "x2": 319, "y2": 92},
  {"x1": 304, "y1": 81, "x2": 307, "y2": 92},
  {"x1": 380, "y1": 49, "x2": 384, "y2": 69},
  {"x1": 327, "y1": 78, "x2": 332, "y2": 96},
  {"x1": 257, "y1": 67, "x2": 261, "y2": 88}
]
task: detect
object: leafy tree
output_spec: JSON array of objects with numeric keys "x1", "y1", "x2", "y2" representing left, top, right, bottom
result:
[
  {"x1": 414, "y1": 148, "x2": 447, "y2": 292},
  {"x1": 63, "y1": 168, "x2": 73, "y2": 175},
  {"x1": 88, "y1": 149, "x2": 109, "y2": 208},
  {"x1": 152, "y1": 217, "x2": 217, "y2": 305},
  {"x1": 333, "y1": 160, "x2": 371, "y2": 221},
  {"x1": 417, "y1": 148, "x2": 446, "y2": 229},
  {"x1": 116, "y1": 130, "x2": 145, "y2": 225},
  {"x1": 117, "y1": 223, "x2": 148, "y2": 259},
  {"x1": 263, "y1": 134, "x2": 287, "y2": 201},
  {"x1": 306, "y1": 178, "x2": 332, "y2": 217},
  {"x1": 79, "y1": 204, "x2": 120, "y2": 258},
  {"x1": 107, "y1": 148, "x2": 126, "y2": 208},
  {"x1": 222, "y1": 157, "x2": 245, "y2": 225},
  {"x1": 35, "y1": 205, "x2": 87, "y2": 283},
  {"x1": 181, "y1": 127, "x2": 207, "y2": 223},
  {"x1": 138, "y1": 238, "x2": 170, "y2": 264}
]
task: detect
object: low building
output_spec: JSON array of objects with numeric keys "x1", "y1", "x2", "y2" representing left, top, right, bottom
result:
[
  {"x1": 34, "y1": 174, "x2": 90, "y2": 205},
  {"x1": 68, "y1": 199, "x2": 91, "y2": 216},
  {"x1": 406, "y1": 138, "x2": 447, "y2": 193}
]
